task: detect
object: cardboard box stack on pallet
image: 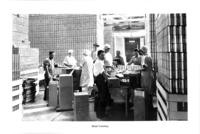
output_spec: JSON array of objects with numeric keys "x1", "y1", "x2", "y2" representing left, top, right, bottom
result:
[
  {"x1": 12, "y1": 14, "x2": 29, "y2": 119},
  {"x1": 19, "y1": 48, "x2": 39, "y2": 79},
  {"x1": 12, "y1": 14, "x2": 40, "y2": 113},
  {"x1": 29, "y1": 14, "x2": 104, "y2": 65},
  {"x1": 74, "y1": 92, "x2": 89, "y2": 121},
  {"x1": 154, "y1": 14, "x2": 187, "y2": 120}
]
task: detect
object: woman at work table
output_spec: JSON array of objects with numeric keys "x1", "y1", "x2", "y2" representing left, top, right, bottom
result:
[
  {"x1": 140, "y1": 46, "x2": 154, "y2": 120},
  {"x1": 128, "y1": 48, "x2": 142, "y2": 66}
]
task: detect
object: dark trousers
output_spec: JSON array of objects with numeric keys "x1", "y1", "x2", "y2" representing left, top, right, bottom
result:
[
  {"x1": 145, "y1": 91, "x2": 153, "y2": 120},
  {"x1": 44, "y1": 77, "x2": 50, "y2": 101},
  {"x1": 94, "y1": 74, "x2": 111, "y2": 118}
]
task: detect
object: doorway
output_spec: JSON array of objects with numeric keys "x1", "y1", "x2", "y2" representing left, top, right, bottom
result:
[{"x1": 124, "y1": 38, "x2": 140, "y2": 62}]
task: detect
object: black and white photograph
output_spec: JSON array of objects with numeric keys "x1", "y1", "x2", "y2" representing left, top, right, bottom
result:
[
  {"x1": 1, "y1": 0, "x2": 200, "y2": 134},
  {"x1": 11, "y1": 13, "x2": 187, "y2": 121}
]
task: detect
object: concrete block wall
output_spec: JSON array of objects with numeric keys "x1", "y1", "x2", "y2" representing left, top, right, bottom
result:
[{"x1": 29, "y1": 14, "x2": 104, "y2": 65}]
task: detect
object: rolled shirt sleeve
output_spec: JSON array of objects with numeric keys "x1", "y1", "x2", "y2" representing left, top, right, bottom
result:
[{"x1": 93, "y1": 59, "x2": 104, "y2": 77}]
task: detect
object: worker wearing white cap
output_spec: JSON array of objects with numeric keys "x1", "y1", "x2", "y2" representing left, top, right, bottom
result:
[
  {"x1": 80, "y1": 49, "x2": 94, "y2": 94},
  {"x1": 63, "y1": 49, "x2": 77, "y2": 68},
  {"x1": 104, "y1": 44, "x2": 113, "y2": 67}
]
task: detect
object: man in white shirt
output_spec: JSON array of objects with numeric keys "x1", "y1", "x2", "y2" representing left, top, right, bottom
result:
[
  {"x1": 94, "y1": 50, "x2": 112, "y2": 119},
  {"x1": 63, "y1": 49, "x2": 77, "y2": 68},
  {"x1": 80, "y1": 50, "x2": 94, "y2": 94},
  {"x1": 104, "y1": 44, "x2": 113, "y2": 67},
  {"x1": 43, "y1": 51, "x2": 58, "y2": 101}
]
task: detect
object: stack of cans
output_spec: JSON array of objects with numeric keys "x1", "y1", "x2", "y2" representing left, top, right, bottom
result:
[
  {"x1": 155, "y1": 13, "x2": 187, "y2": 94},
  {"x1": 74, "y1": 92, "x2": 89, "y2": 121},
  {"x1": 146, "y1": 14, "x2": 157, "y2": 71},
  {"x1": 12, "y1": 47, "x2": 20, "y2": 81}
]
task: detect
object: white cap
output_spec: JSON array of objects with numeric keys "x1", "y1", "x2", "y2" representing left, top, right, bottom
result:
[
  {"x1": 104, "y1": 44, "x2": 111, "y2": 49},
  {"x1": 68, "y1": 49, "x2": 73, "y2": 53},
  {"x1": 83, "y1": 49, "x2": 91, "y2": 56}
]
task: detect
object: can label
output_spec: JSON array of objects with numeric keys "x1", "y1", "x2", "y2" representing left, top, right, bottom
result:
[{"x1": 168, "y1": 34, "x2": 175, "y2": 44}]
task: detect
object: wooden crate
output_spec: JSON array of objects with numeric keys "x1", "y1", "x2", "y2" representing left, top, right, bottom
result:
[{"x1": 156, "y1": 80, "x2": 187, "y2": 121}]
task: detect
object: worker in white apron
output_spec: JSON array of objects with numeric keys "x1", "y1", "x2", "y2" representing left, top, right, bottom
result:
[
  {"x1": 140, "y1": 46, "x2": 153, "y2": 120},
  {"x1": 80, "y1": 50, "x2": 94, "y2": 94}
]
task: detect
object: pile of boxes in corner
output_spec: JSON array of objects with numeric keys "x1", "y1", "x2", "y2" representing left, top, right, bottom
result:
[{"x1": 12, "y1": 14, "x2": 40, "y2": 120}]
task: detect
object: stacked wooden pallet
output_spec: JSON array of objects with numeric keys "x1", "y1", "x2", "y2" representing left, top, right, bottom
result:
[
  {"x1": 74, "y1": 92, "x2": 89, "y2": 121},
  {"x1": 12, "y1": 79, "x2": 23, "y2": 120},
  {"x1": 155, "y1": 14, "x2": 187, "y2": 120},
  {"x1": 29, "y1": 14, "x2": 104, "y2": 65}
]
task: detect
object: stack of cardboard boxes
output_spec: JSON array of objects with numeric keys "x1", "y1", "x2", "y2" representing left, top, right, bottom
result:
[{"x1": 74, "y1": 92, "x2": 89, "y2": 121}]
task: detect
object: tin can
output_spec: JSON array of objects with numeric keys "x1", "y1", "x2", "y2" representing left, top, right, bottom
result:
[
  {"x1": 181, "y1": 13, "x2": 186, "y2": 26},
  {"x1": 184, "y1": 79, "x2": 187, "y2": 94},
  {"x1": 176, "y1": 14, "x2": 181, "y2": 26},
  {"x1": 168, "y1": 14, "x2": 175, "y2": 26}
]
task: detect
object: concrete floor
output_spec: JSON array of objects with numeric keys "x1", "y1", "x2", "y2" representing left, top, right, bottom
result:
[
  {"x1": 22, "y1": 87, "x2": 156, "y2": 121},
  {"x1": 22, "y1": 89, "x2": 100, "y2": 121},
  {"x1": 22, "y1": 90, "x2": 132, "y2": 121}
]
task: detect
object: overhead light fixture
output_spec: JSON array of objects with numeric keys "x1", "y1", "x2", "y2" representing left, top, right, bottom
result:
[{"x1": 129, "y1": 40, "x2": 135, "y2": 43}]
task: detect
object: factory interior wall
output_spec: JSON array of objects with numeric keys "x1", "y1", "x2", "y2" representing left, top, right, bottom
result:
[{"x1": 29, "y1": 14, "x2": 104, "y2": 65}]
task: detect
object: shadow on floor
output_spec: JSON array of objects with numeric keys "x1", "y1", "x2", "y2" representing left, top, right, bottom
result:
[{"x1": 22, "y1": 89, "x2": 156, "y2": 121}]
